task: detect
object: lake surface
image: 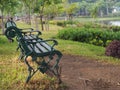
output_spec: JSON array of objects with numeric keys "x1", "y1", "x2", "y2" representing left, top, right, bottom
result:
[
  {"x1": 109, "y1": 21, "x2": 120, "y2": 26},
  {"x1": 99, "y1": 20, "x2": 120, "y2": 26}
]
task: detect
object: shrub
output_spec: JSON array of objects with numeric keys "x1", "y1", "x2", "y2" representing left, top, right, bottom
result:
[
  {"x1": 58, "y1": 27, "x2": 113, "y2": 46},
  {"x1": 49, "y1": 21, "x2": 57, "y2": 25},
  {"x1": 56, "y1": 21, "x2": 66, "y2": 27},
  {"x1": 77, "y1": 23, "x2": 120, "y2": 32},
  {"x1": 58, "y1": 27, "x2": 120, "y2": 47},
  {"x1": 105, "y1": 40, "x2": 120, "y2": 58},
  {"x1": 110, "y1": 26, "x2": 120, "y2": 32},
  {"x1": 65, "y1": 20, "x2": 78, "y2": 25}
]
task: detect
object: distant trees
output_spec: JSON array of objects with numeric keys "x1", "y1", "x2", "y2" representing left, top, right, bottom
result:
[
  {"x1": 72, "y1": 0, "x2": 120, "y2": 17},
  {"x1": 21, "y1": 0, "x2": 35, "y2": 24},
  {"x1": 0, "y1": 0, "x2": 120, "y2": 33},
  {"x1": 64, "y1": 2, "x2": 79, "y2": 20}
]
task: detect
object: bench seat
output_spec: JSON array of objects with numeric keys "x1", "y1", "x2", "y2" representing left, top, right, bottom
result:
[{"x1": 22, "y1": 34, "x2": 58, "y2": 57}]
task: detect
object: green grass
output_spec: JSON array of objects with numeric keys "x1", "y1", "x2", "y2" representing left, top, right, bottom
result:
[
  {"x1": 1, "y1": 21, "x2": 120, "y2": 89},
  {"x1": 56, "y1": 39, "x2": 120, "y2": 64},
  {"x1": 74, "y1": 17, "x2": 120, "y2": 22},
  {"x1": 0, "y1": 37, "x2": 67, "y2": 89}
]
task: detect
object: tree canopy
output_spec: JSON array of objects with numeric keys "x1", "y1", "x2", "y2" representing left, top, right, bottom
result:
[{"x1": 0, "y1": 0, "x2": 120, "y2": 32}]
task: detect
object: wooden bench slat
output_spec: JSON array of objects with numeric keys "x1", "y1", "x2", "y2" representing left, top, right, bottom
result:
[{"x1": 24, "y1": 35, "x2": 52, "y2": 54}]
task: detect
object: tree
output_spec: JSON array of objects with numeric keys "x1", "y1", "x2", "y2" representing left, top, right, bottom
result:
[
  {"x1": 92, "y1": 4, "x2": 98, "y2": 18},
  {"x1": 104, "y1": 0, "x2": 117, "y2": 15},
  {"x1": 65, "y1": 2, "x2": 78, "y2": 20},
  {"x1": 79, "y1": 1, "x2": 88, "y2": 16},
  {"x1": 88, "y1": 0, "x2": 106, "y2": 18},
  {"x1": 34, "y1": 0, "x2": 62, "y2": 31},
  {"x1": 21, "y1": 0, "x2": 37, "y2": 24},
  {"x1": 0, "y1": 0, "x2": 8, "y2": 33},
  {"x1": 0, "y1": 0, "x2": 18, "y2": 34}
]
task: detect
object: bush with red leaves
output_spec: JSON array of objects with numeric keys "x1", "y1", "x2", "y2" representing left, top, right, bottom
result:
[{"x1": 105, "y1": 40, "x2": 120, "y2": 58}]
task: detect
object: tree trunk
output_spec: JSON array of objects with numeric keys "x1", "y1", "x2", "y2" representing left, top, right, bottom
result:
[
  {"x1": 28, "y1": 9, "x2": 31, "y2": 25},
  {"x1": 40, "y1": 15, "x2": 44, "y2": 31},
  {"x1": 1, "y1": 10, "x2": 4, "y2": 34},
  {"x1": 44, "y1": 16, "x2": 49, "y2": 31},
  {"x1": 100, "y1": 10, "x2": 103, "y2": 17}
]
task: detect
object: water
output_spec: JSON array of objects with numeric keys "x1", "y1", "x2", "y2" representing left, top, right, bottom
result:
[
  {"x1": 99, "y1": 20, "x2": 120, "y2": 26},
  {"x1": 109, "y1": 21, "x2": 120, "y2": 26}
]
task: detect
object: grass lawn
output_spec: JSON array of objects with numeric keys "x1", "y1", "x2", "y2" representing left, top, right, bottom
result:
[
  {"x1": 74, "y1": 16, "x2": 120, "y2": 22},
  {"x1": 0, "y1": 21, "x2": 120, "y2": 89}
]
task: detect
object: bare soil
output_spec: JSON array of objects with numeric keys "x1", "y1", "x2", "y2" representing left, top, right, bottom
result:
[{"x1": 60, "y1": 54, "x2": 120, "y2": 90}]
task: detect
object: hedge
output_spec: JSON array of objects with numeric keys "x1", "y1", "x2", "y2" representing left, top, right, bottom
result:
[{"x1": 58, "y1": 27, "x2": 120, "y2": 47}]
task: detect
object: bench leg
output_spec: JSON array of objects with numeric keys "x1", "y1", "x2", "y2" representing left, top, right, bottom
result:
[
  {"x1": 46, "y1": 51, "x2": 62, "y2": 84},
  {"x1": 18, "y1": 52, "x2": 24, "y2": 60},
  {"x1": 24, "y1": 56, "x2": 38, "y2": 83},
  {"x1": 53, "y1": 51, "x2": 62, "y2": 84},
  {"x1": 24, "y1": 51, "x2": 62, "y2": 84}
]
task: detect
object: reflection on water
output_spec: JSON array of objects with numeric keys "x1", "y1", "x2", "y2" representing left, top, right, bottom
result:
[
  {"x1": 109, "y1": 21, "x2": 120, "y2": 26},
  {"x1": 99, "y1": 20, "x2": 120, "y2": 26}
]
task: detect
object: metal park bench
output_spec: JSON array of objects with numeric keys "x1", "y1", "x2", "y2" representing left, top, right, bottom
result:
[{"x1": 5, "y1": 26, "x2": 62, "y2": 84}]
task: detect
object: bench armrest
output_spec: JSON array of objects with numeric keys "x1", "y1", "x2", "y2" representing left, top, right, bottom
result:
[
  {"x1": 20, "y1": 28, "x2": 34, "y2": 31},
  {"x1": 20, "y1": 28, "x2": 41, "y2": 36},
  {"x1": 22, "y1": 30, "x2": 41, "y2": 36}
]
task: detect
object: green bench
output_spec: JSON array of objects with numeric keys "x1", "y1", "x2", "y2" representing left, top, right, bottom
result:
[{"x1": 5, "y1": 26, "x2": 62, "y2": 84}]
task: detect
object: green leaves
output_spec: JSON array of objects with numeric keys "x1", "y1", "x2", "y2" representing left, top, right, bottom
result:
[{"x1": 58, "y1": 27, "x2": 120, "y2": 47}]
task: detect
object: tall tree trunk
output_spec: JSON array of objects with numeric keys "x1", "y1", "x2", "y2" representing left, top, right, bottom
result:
[
  {"x1": 100, "y1": 10, "x2": 103, "y2": 17},
  {"x1": 40, "y1": 15, "x2": 44, "y2": 31},
  {"x1": 28, "y1": 8, "x2": 31, "y2": 25},
  {"x1": 39, "y1": 3, "x2": 45, "y2": 31},
  {"x1": 1, "y1": 10, "x2": 4, "y2": 34}
]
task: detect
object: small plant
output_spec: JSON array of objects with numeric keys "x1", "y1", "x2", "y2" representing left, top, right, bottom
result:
[{"x1": 105, "y1": 40, "x2": 120, "y2": 58}]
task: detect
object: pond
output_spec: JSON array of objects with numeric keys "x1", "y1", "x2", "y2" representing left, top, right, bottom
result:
[
  {"x1": 99, "y1": 20, "x2": 120, "y2": 26},
  {"x1": 109, "y1": 21, "x2": 120, "y2": 26}
]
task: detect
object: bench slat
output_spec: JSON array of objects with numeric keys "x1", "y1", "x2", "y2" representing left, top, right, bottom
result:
[{"x1": 24, "y1": 35, "x2": 53, "y2": 54}]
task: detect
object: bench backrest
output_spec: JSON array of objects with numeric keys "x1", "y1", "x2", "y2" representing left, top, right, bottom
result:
[
  {"x1": 5, "y1": 26, "x2": 32, "y2": 56},
  {"x1": 5, "y1": 21, "x2": 16, "y2": 28}
]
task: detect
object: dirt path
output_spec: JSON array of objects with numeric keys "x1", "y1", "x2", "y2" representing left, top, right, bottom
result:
[{"x1": 60, "y1": 54, "x2": 120, "y2": 90}]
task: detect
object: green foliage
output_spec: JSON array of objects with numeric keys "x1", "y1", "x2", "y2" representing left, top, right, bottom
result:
[
  {"x1": 109, "y1": 26, "x2": 120, "y2": 32},
  {"x1": 58, "y1": 27, "x2": 120, "y2": 47},
  {"x1": 56, "y1": 21, "x2": 67, "y2": 27},
  {"x1": 50, "y1": 20, "x2": 78, "y2": 27},
  {"x1": 77, "y1": 22, "x2": 120, "y2": 32}
]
